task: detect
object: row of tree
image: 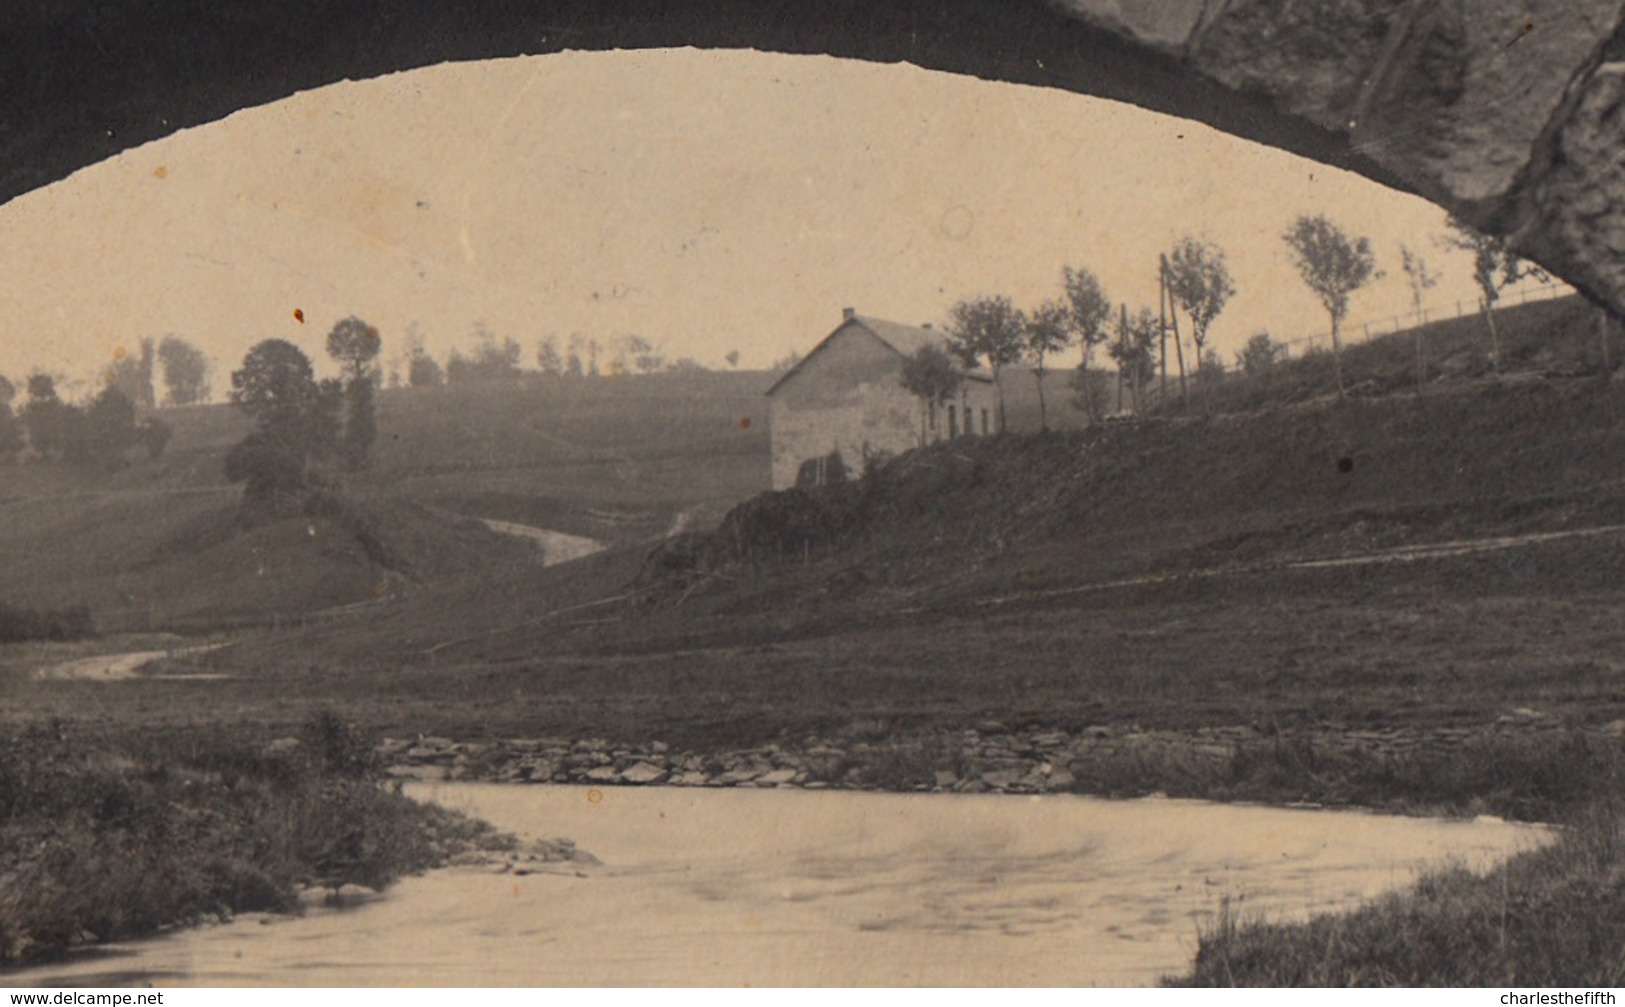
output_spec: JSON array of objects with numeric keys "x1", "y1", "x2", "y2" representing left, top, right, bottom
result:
[
  {"x1": 398, "y1": 329, "x2": 744, "y2": 388},
  {"x1": 917, "y1": 213, "x2": 1545, "y2": 429},
  {"x1": 0, "y1": 374, "x2": 171, "y2": 467},
  {"x1": 905, "y1": 234, "x2": 1238, "y2": 432}
]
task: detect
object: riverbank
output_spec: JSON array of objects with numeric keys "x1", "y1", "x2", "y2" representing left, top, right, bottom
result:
[
  {"x1": 1173, "y1": 802, "x2": 1625, "y2": 986},
  {"x1": 381, "y1": 716, "x2": 1625, "y2": 823},
  {"x1": 0, "y1": 714, "x2": 570, "y2": 968}
]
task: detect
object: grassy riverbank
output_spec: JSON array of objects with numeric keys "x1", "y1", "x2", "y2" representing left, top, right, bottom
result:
[
  {"x1": 1174, "y1": 803, "x2": 1625, "y2": 986},
  {"x1": 0, "y1": 713, "x2": 496, "y2": 967}
]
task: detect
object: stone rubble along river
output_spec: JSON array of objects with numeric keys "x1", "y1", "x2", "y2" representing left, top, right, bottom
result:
[{"x1": 376, "y1": 715, "x2": 1610, "y2": 797}]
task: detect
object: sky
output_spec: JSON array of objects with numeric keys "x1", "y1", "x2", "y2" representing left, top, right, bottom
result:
[{"x1": 0, "y1": 47, "x2": 1552, "y2": 398}]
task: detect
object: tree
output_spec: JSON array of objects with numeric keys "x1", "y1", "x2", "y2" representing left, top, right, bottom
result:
[
  {"x1": 899, "y1": 344, "x2": 964, "y2": 445},
  {"x1": 82, "y1": 385, "x2": 140, "y2": 466},
  {"x1": 947, "y1": 295, "x2": 1025, "y2": 433},
  {"x1": 565, "y1": 334, "x2": 586, "y2": 378},
  {"x1": 1442, "y1": 217, "x2": 1547, "y2": 371},
  {"x1": 0, "y1": 378, "x2": 23, "y2": 462},
  {"x1": 447, "y1": 327, "x2": 523, "y2": 383},
  {"x1": 341, "y1": 371, "x2": 376, "y2": 469},
  {"x1": 1107, "y1": 308, "x2": 1159, "y2": 411},
  {"x1": 326, "y1": 316, "x2": 382, "y2": 383},
  {"x1": 20, "y1": 374, "x2": 69, "y2": 458},
  {"x1": 227, "y1": 339, "x2": 337, "y2": 503},
  {"x1": 157, "y1": 337, "x2": 211, "y2": 405},
  {"x1": 1283, "y1": 215, "x2": 1380, "y2": 398},
  {"x1": 105, "y1": 338, "x2": 156, "y2": 409},
  {"x1": 536, "y1": 336, "x2": 563, "y2": 377},
  {"x1": 326, "y1": 316, "x2": 382, "y2": 469},
  {"x1": 1024, "y1": 300, "x2": 1073, "y2": 431},
  {"x1": 1062, "y1": 266, "x2": 1112, "y2": 421},
  {"x1": 137, "y1": 416, "x2": 172, "y2": 459},
  {"x1": 1165, "y1": 237, "x2": 1236, "y2": 410},
  {"x1": 406, "y1": 333, "x2": 444, "y2": 387},
  {"x1": 1400, "y1": 244, "x2": 1440, "y2": 394},
  {"x1": 1236, "y1": 332, "x2": 1288, "y2": 375},
  {"x1": 622, "y1": 334, "x2": 664, "y2": 374}
]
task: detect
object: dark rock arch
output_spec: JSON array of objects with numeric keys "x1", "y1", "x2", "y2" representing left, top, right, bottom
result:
[{"x1": 4, "y1": 0, "x2": 1622, "y2": 311}]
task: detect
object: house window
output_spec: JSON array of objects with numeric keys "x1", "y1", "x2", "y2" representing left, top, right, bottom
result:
[
  {"x1": 982, "y1": 408, "x2": 989, "y2": 434},
  {"x1": 929, "y1": 403, "x2": 937, "y2": 432},
  {"x1": 948, "y1": 405, "x2": 958, "y2": 439}
]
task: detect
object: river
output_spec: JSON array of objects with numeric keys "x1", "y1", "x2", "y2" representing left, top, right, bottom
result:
[{"x1": 11, "y1": 784, "x2": 1547, "y2": 986}]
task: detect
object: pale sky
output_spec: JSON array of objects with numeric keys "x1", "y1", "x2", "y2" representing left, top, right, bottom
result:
[{"x1": 0, "y1": 47, "x2": 1542, "y2": 398}]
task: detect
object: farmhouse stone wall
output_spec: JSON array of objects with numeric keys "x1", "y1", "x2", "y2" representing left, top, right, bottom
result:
[{"x1": 769, "y1": 326, "x2": 1001, "y2": 490}]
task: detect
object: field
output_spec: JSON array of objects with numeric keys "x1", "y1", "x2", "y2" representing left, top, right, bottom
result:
[
  {"x1": 6, "y1": 300, "x2": 1625, "y2": 983},
  {"x1": 0, "y1": 369, "x2": 773, "y2": 632}
]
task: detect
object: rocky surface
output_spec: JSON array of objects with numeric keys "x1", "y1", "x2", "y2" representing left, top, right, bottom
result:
[
  {"x1": 381, "y1": 714, "x2": 1622, "y2": 802},
  {"x1": 1048, "y1": 0, "x2": 1625, "y2": 317}
]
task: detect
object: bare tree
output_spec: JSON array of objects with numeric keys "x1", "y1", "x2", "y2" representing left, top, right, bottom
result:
[
  {"x1": 1441, "y1": 217, "x2": 1547, "y2": 372},
  {"x1": 1283, "y1": 215, "x2": 1381, "y2": 398},
  {"x1": 1165, "y1": 237, "x2": 1236, "y2": 412},
  {"x1": 1400, "y1": 245, "x2": 1439, "y2": 395},
  {"x1": 1062, "y1": 266, "x2": 1112, "y2": 421},
  {"x1": 947, "y1": 295, "x2": 1026, "y2": 434},
  {"x1": 1024, "y1": 300, "x2": 1073, "y2": 431}
]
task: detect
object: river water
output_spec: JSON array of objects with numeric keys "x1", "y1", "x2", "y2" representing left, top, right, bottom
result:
[{"x1": 13, "y1": 784, "x2": 1547, "y2": 987}]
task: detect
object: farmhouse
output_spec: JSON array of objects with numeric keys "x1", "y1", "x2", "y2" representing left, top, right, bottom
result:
[{"x1": 765, "y1": 308, "x2": 998, "y2": 490}]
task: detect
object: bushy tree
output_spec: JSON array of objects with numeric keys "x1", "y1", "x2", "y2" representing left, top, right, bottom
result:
[
  {"x1": 326, "y1": 316, "x2": 381, "y2": 382},
  {"x1": 1166, "y1": 237, "x2": 1236, "y2": 406},
  {"x1": 947, "y1": 295, "x2": 1026, "y2": 434},
  {"x1": 899, "y1": 344, "x2": 964, "y2": 444},
  {"x1": 1025, "y1": 300, "x2": 1073, "y2": 431},
  {"x1": 1236, "y1": 332, "x2": 1288, "y2": 375},
  {"x1": 20, "y1": 374, "x2": 69, "y2": 458},
  {"x1": 226, "y1": 340, "x2": 338, "y2": 504},
  {"x1": 1062, "y1": 266, "x2": 1112, "y2": 421},
  {"x1": 157, "y1": 337, "x2": 210, "y2": 406},
  {"x1": 1283, "y1": 215, "x2": 1380, "y2": 397},
  {"x1": 84, "y1": 385, "x2": 140, "y2": 465}
]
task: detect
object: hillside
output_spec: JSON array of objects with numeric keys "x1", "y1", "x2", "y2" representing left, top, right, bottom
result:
[{"x1": 0, "y1": 369, "x2": 774, "y2": 633}]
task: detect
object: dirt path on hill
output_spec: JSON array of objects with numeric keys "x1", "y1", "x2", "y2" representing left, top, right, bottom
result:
[
  {"x1": 478, "y1": 518, "x2": 606, "y2": 565},
  {"x1": 930, "y1": 522, "x2": 1625, "y2": 614},
  {"x1": 33, "y1": 643, "x2": 229, "y2": 681}
]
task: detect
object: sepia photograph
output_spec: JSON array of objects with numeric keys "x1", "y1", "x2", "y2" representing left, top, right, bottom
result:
[{"x1": 2, "y1": 0, "x2": 1623, "y2": 989}]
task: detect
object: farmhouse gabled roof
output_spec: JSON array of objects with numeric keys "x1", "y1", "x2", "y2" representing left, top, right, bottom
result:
[{"x1": 765, "y1": 313, "x2": 993, "y2": 396}]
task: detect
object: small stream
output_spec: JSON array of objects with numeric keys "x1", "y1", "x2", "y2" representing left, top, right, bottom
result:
[{"x1": 11, "y1": 784, "x2": 1548, "y2": 987}]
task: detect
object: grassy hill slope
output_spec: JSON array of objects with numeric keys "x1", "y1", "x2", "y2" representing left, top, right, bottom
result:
[{"x1": 0, "y1": 369, "x2": 773, "y2": 633}]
